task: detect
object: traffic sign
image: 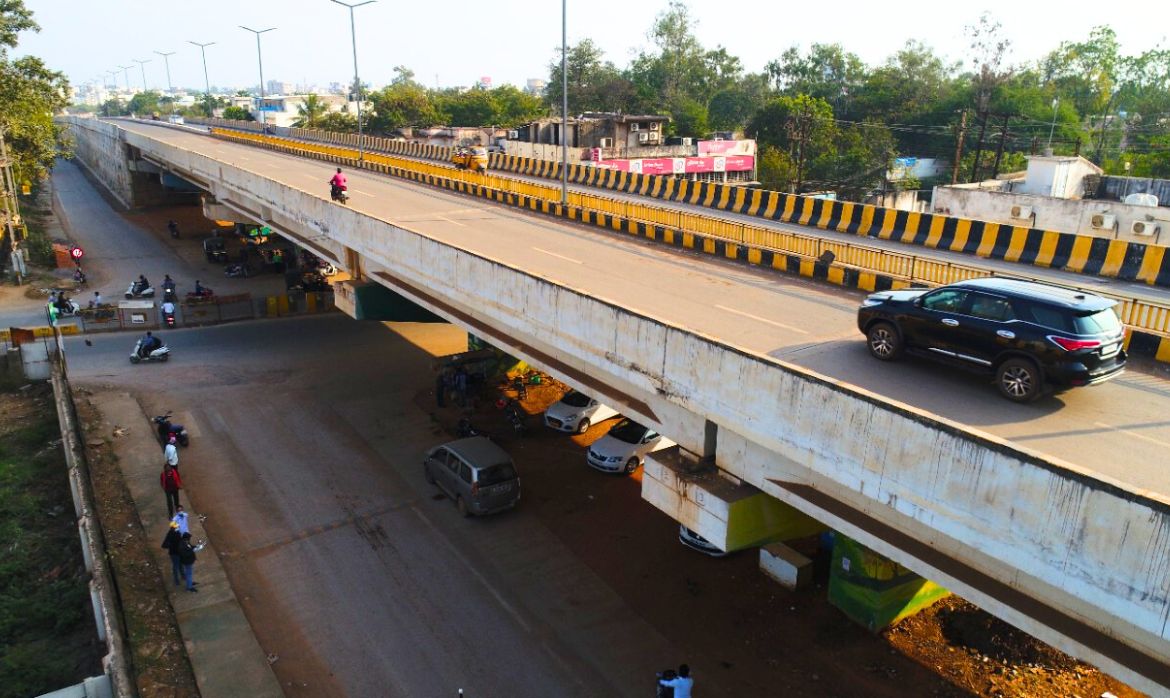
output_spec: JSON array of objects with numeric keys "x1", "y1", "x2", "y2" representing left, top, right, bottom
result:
[{"x1": 70, "y1": 246, "x2": 84, "y2": 260}]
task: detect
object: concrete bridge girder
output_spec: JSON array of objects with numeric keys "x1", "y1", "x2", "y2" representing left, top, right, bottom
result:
[{"x1": 71, "y1": 120, "x2": 1170, "y2": 695}]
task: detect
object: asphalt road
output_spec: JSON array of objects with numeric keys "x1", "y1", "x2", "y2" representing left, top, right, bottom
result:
[
  {"x1": 65, "y1": 316, "x2": 684, "y2": 697},
  {"x1": 115, "y1": 122, "x2": 1170, "y2": 497}
]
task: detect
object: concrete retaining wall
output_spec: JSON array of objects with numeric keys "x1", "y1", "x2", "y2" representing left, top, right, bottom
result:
[{"x1": 65, "y1": 118, "x2": 133, "y2": 208}]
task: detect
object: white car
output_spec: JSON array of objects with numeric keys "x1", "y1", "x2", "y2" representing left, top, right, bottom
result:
[
  {"x1": 586, "y1": 419, "x2": 675, "y2": 474},
  {"x1": 678, "y1": 525, "x2": 729, "y2": 557},
  {"x1": 543, "y1": 390, "x2": 618, "y2": 434}
]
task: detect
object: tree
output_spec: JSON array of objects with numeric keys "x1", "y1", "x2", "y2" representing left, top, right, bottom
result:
[
  {"x1": 437, "y1": 88, "x2": 496, "y2": 126},
  {"x1": 490, "y1": 85, "x2": 545, "y2": 127},
  {"x1": 292, "y1": 94, "x2": 328, "y2": 128},
  {"x1": 99, "y1": 98, "x2": 126, "y2": 117},
  {"x1": 316, "y1": 111, "x2": 357, "y2": 132},
  {"x1": 747, "y1": 94, "x2": 837, "y2": 192},
  {"x1": 765, "y1": 43, "x2": 866, "y2": 117},
  {"x1": 221, "y1": 105, "x2": 253, "y2": 121},
  {"x1": 0, "y1": 2, "x2": 69, "y2": 184},
  {"x1": 369, "y1": 81, "x2": 439, "y2": 132},
  {"x1": 965, "y1": 12, "x2": 1014, "y2": 116},
  {"x1": 545, "y1": 39, "x2": 630, "y2": 115},
  {"x1": 707, "y1": 73, "x2": 770, "y2": 133},
  {"x1": 126, "y1": 90, "x2": 162, "y2": 116},
  {"x1": 670, "y1": 97, "x2": 708, "y2": 137}
]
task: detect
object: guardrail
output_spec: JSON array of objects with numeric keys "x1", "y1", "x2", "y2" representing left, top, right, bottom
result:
[{"x1": 210, "y1": 127, "x2": 1170, "y2": 338}]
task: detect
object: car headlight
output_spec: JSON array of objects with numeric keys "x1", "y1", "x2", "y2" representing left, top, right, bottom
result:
[
  {"x1": 860, "y1": 297, "x2": 885, "y2": 307},
  {"x1": 562, "y1": 413, "x2": 577, "y2": 421},
  {"x1": 608, "y1": 456, "x2": 623, "y2": 463}
]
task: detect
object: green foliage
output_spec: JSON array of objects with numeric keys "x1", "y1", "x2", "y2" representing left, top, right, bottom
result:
[
  {"x1": 126, "y1": 89, "x2": 162, "y2": 117},
  {"x1": 292, "y1": 94, "x2": 328, "y2": 128},
  {"x1": 316, "y1": 111, "x2": 357, "y2": 132},
  {"x1": 0, "y1": 52, "x2": 70, "y2": 183},
  {"x1": 0, "y1": 393, "x2": 94, "y2": 697},
  {"x1": 221, "y1": 105, "x2": 253, "y2": 121}
]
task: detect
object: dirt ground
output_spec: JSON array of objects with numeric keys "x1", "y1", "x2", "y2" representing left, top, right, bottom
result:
[
  {"x1": 73, "y1": 390, "x2": 200, "y2": 697},
  {"x1": 422, "y1": 369, "x2": 1144, "y2": 698}
]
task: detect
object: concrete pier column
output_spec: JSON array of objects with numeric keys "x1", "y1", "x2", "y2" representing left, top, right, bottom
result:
[{"x1": 827, "y1": 533, "x2": 950, "y2": 631}]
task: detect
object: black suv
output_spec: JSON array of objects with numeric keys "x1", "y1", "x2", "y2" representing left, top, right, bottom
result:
[{"x1": 857, "y1": 278, "x2": 1127, "y2": 402}]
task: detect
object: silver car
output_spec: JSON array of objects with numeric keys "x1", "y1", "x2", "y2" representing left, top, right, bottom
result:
[
  {"x1": 544, "y1": 390, "x2": 619, "y2": 434},
  {"x1": 586, "y1": 419, "x2": 674, "y2": 474},
  {"x1": 423, "y1": 437, "x2": 521, "y2": 517}
]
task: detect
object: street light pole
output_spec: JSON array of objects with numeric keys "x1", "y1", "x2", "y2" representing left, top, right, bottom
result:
[
  {"x1": 239, "y1": 26, "x2": 276, "y2": 129},
  {"x1": 133, "y1": 58, "x2": 151, "y2": 92},
  {"x1": 154, "y1": 50, "x2": 176, "y2": 117},
  {"x1": 119, "y1": 65, "x2": 132, "y2": 92},
  {"x1": 188, "y1": 41, "x2": 216, "y2": 117},
  {"x1": 331, "y1": 0, "x2": 375, "y2": 163},
  {"x1": 1046, "y1": 97, "x2": 1059, "y2": 153},
  {"x1": 561, "y1": 0, "x2": 568, "y2": 205}
]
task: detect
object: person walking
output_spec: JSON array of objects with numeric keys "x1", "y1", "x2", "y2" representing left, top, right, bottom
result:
[
  {"x1": 178, "y1": 532, "x2": 202, "y2": 592},
  {"x1": 89, "y1": 290, "x2": 103, "y2": 308},
  {"x1": 658, "y1": 664, "x2": 693, "y2": 698},
  {"x1": 164, "y1": 435, "x2": 179, "y2": 470},
  {"x1": 161, "y1": 521, "x2": 183, "y2": 587},
  {"x1": 160, "y1": 463, "x2": 182, "y2": 518},
  {"x1": 171, "y1": 504, "x2": 189, "y2": 535}
]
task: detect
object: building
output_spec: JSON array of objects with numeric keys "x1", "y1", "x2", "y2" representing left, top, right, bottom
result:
[
  {"x1": 246, "y1": 94, "x2": 350, "y2": 128},
  {"x1": 525, "y1": 78, "x2": 546, "y2": 96},
  {"x1": 506, "y1": 113, "x2": 756, "y2": 184},
  {"x1": 931, "y1": 155, "x2": 1169, "y2": 242}
]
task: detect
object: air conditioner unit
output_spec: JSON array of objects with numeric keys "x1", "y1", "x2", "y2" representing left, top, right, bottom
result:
[
  {"x1": 507, "y1": 130, "x2": 518, "y2": 140},
  {"x1": 1091, "y1": 213, "x2": 1116, "y2": 230},
  {"x1": 1131, "y1": 220, "x2": 1159, "y2": 236},
  {"x1": 645, "y1": 132, "x2": 660, "y2": 144},
  {"x1": 630, "y1": 123, "x2": 641, "y2": 132},
  {"x1": 598, "y1": 137, "x2": 613, "y2": 148},
  {"x1": 680, "y1": 137, "x2": 693, "y2": 146},
  {"x1": 649, "y1": 122, "x2": 661, "y2": 131},
  {"x1": 1009, "y1": 205, "x2": 1033, "y2": 220},
  {"x1": 638, "y1": 132, "x2": 650, "y2": 143}
]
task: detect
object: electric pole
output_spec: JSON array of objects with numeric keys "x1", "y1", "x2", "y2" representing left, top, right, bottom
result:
[
  {"x1": 990, "y1": 113, "x2": 1011, "y2": 179},
  {"x1": 970, "y1": 111, "x2": 989, "y2": 183},
  {"x1": 951, "y1": 109, "x2": 967, "y2": 184}
]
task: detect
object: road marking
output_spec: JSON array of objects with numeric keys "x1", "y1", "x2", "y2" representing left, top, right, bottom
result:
[
  {"x1": 436, "y1": 215, "x2": 466, "y2": 227},
  {"x1": 1093, "y1": 421, "x2": 1170, "y2": 449},
  {"x1": 532, "y1": 247, "x2": 583, "y2": 265},
  {"x1": 409, "y1": 505, "x2": 531, "y2": 632},
  {"x1": 352, "y1": 190, "x2": 373, "y2": 197},
  {"x1": 715, "y1": 304, "x2": 810, "y2": 334}
]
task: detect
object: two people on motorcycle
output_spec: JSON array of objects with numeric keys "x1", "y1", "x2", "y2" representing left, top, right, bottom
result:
[{"x1": 329, "y1": 168, "x2": 348, "y2": 200}]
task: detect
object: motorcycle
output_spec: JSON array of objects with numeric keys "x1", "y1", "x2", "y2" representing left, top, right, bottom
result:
[
  {"x1": 73, "y1": 267, "x2": 87, "y2": 286},
  {"x1": 162, "y1": 306, "x2": 176, "y2": 328},
  {"x1": 130, "y1": 339, "x2": 170, "y2": 364},
  {"x1": 125, "y1": 280, "x2": 156, "y2": 299},
  {"x1": 330, "y1": 183, "x2": 349, "y2": 205},
  {"x1": 503, "y1": 400, "x2": 526, "y2": 436},
  {"x1": 224, "y1": 263, "x2": 248, "y2": 278},
  {"x1": 186, "y1": 287, "x2": 214, "y2": 302},
  {"x1": 152, "y1": 412, "x2": 189, "y2": 447},
  {"x1": 456, "y1": 417, "x2": 484, "y2": 439}
]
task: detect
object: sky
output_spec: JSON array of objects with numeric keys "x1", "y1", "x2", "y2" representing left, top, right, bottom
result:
[{"x1": 15, "y1": 0, "x2": 1169, "y2": 94}]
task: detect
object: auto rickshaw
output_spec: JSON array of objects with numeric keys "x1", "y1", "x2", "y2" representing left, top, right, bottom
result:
[
  {"x1": 451, "y1": 146, "x2": 489, "y2": 173},
  {"x1": 203, "y1": 236, "x2": 228, "y2": 263}
]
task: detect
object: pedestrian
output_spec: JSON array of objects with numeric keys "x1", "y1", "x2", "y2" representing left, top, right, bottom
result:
[
  {"x1": 172, "y1": 504, "x2": 189, "y2": 535},
  {"x1": 161, "y1": 521, "x2": 182, "y2": 587},
  {"x1": 89, "y1": 290, "x2": 103, "y2": 308},
  {"x1": 657, "y1": 664, "x2": 693, "y2": 698},
  {"x1": 164, "y1": 434, "x2": 179, "y2": 470},
  {"x1": 160, "y1": 462, "x2": 182, "y2": 518},
  {"x1": 454, "y1": 367, "x2": 468, "y2": 407},
  {"x1": 178, "y1": 532, "x2": 201, "y2": 592},
  {"x1": 435, "y1": 372, "x2": 446, "y2": 408}
]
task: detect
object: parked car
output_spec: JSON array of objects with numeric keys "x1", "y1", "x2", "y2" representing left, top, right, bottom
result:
[
  {"x1": 857, "y1": 277, "x2": 1127, "y2": 402},
  {"x1": 423, "y1": 437, "x2": 521, "y2": 517},
  {"x1": 678, "y1": 525, "x2": 728, "y2": 557},
  {"x1": 544, "y1": 390, "x2": 619, "y2": 434},
  {"x1": 586, "y1": 418, "x2": 675, "y2": 474}
]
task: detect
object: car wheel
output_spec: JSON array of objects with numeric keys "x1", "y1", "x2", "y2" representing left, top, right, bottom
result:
[
  {"x1": 129, "y1": 355, "x2": 140, "y2": 364},
  {"x1": 456, "y1": 496, "x2": 471, "y2": 517},
  {"x1": 624, "y1": 457, "x2": 640, "y2": 474},
  {"x1": 576, "y1": 419, "x2": 590, "y2": 435},
  {"x1": 866, "y1": 322, "x2": 903, "y2": 361},
  {"x1": 996, "y1": 358, "x2": 1042, "y2": 403},
  {"x1": 424, "y1": 464, "x2": 435, "y2": 485}
]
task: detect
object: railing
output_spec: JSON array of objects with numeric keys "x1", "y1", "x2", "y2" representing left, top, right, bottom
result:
[{"x1": 211, "y1": 128, "x2": 1170, "y2": 338}]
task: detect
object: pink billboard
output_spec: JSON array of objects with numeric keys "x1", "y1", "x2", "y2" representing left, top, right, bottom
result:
[
  {"x1": 698, "y1": 139, "x2": 757, "y2": 156},
  {"x1": 593, "y1": 155, "x2": 754, "y2": 174}
]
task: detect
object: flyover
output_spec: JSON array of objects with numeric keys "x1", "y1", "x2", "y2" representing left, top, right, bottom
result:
[{"x1": 62, "y1": 117, "x2": 1170, "y2": 694}]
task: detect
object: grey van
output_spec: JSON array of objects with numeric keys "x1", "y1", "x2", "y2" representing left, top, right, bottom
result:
[{"x1": 423, "y1": 436, "x2": 521, "y2": 517}]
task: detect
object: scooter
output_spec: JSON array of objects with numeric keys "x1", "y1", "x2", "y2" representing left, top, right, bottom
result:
[
  {"x1": 162, "y1": 307, "x2": 176, "y2": 328},
  {"x1": 224, "y1": 263, "x2": 248, "y2": 278},
  {"x1": 503, "y1": 400, "x2": 525, "y2": 436},
  {"x1": 186, "y1": 287, "x2": 214, "y2": 301},
  {"x1": 125, "y1": 281, "x2": 155, "y2": 299},
  {"x1": 330, "y1": 183, "x2": 349, "y2": 205},
  {"x1": 51, "y1": 299, "x2": 82, "y2": 317},
  {"x1": 152, "y1": 412, "x2": 189, "y2": 447},
  {"x1": 456, "y1": 417, "x2": 485, "y2": 439},
  {"x1": 129, "y1": 339, "x2": 170, "y2": 363}
]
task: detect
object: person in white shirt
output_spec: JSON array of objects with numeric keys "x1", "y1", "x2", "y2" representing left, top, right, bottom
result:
[
  {"x1": 658, "y1": 664, "x2": 693, "y2": 698},
  {"x1": 171, "y1": 505, "x2": 189, "y2": 535},
  {"x1": 164, "y1": 435, "x2": 179, "y2": 469}
]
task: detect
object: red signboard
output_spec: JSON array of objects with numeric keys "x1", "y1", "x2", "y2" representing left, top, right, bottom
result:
[{"x1": 593, "y1": 155, "x2": 754, "y2": 174}]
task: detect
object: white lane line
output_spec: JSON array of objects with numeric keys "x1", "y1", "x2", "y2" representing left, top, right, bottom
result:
[
  {"x1": 715, "y1": 304, "x2": 810, "y2": 334},
  {"x1": 436, "y1": 215, "x2": 466, "y2": 227},
  {"x1": 352, "y1": 190, "x2": 373, "y2": 197},
  {"x1": 1093, "y1": 421, "x2": 1170, "y2": 449},
  {"x1": 532, "y1": 247, "x2": 583, "y2": 265}
]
